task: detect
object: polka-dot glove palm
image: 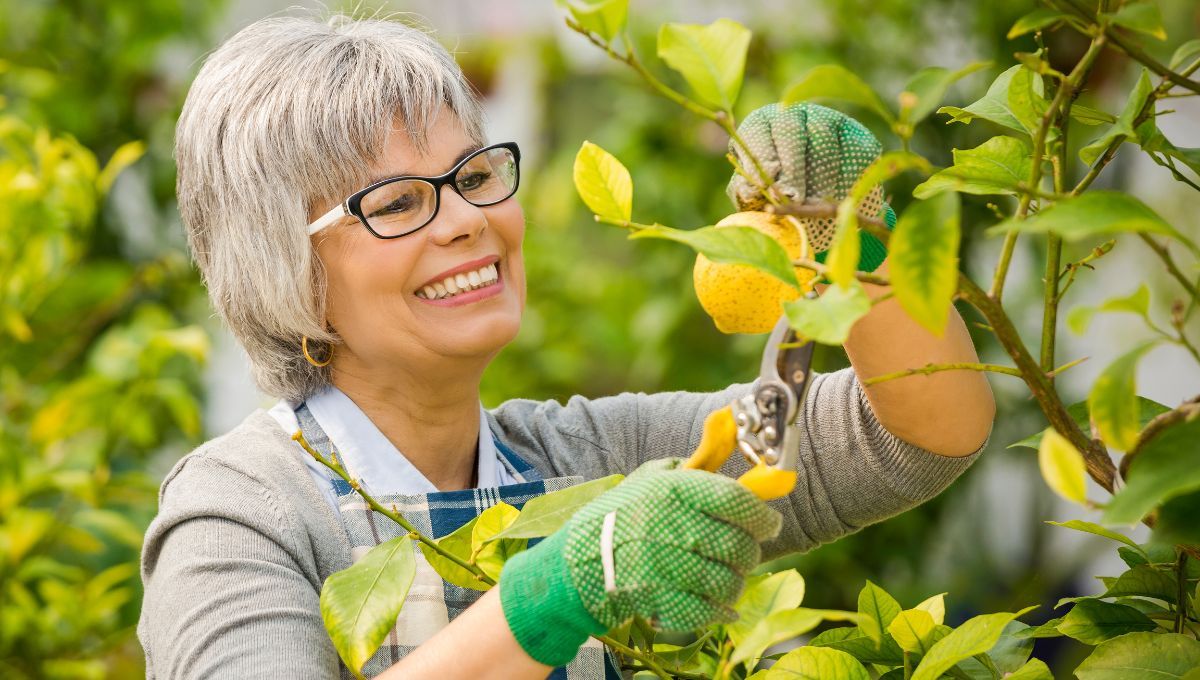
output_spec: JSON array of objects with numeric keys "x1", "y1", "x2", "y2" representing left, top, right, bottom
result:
[
  {"x1": 726, "y1": 102, "x2": 895, "y2": 272},
  {"x1": 499, "y1": 458, "x2": 782, "y2": 667}
]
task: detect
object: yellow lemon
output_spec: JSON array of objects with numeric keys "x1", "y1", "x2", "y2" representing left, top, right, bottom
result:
[{"x1": 693, "y1": 211, "x2": 818, "y2": 334}]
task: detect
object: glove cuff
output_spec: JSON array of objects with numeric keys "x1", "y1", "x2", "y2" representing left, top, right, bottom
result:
[{"x1": 499, "y1": 530, "x2": 606, "y2": 667}]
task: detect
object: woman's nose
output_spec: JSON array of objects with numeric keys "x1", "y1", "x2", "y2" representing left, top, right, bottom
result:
[{"x1": 427, "y1": 184, "x2": 487, "y2": 246}]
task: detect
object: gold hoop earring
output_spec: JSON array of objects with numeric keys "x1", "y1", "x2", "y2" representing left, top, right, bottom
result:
[{"x1": 301, "y1": 336, "x2": 333, "y2": 367}]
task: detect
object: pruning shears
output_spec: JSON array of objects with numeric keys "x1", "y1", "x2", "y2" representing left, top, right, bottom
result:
[{"x1": 682, "y1": 297, "x2": 817, "y2": 500}]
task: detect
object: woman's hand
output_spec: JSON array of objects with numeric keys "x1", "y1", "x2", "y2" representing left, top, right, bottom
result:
[{"x1": 498, "y1": 458, "x2": 783, "y2": 667}]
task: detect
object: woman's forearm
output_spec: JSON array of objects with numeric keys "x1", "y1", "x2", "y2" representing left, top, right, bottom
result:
[
  {"x1": 831, "y1": 260, "x2": 996, "y2": 457},
  {"x1": 376, "y1": 587, "x2": 552, "y2": 680}
]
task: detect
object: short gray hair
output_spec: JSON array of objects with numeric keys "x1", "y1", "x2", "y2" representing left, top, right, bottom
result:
[{"x1": 176, "y1": 13, "x2": 487, "y2": 401}]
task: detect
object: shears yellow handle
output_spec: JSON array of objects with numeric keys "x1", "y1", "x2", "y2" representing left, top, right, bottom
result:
[{"x1": 682, "y1": 406, "x2": 798, "y2": 500}]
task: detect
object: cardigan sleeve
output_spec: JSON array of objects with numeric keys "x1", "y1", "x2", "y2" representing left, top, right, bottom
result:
[
  {"x1": 137, "y1": 453, "x2": 341, "y2": 679},
  {"x1": 490, "y1": 367, "x2": 988, "y2": 560}
]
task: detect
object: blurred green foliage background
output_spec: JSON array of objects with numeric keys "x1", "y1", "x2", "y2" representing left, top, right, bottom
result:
[{"x1": 1, "y1": 0, "x2": 1196, "y2": 676}]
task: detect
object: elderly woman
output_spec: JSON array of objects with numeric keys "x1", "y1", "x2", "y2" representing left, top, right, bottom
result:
[{"x1": 138, "y1": 13, "x2": 995, "y2": 680}]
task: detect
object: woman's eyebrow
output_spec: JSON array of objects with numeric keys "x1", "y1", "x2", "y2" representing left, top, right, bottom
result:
[{"x1": 366, "y1": 145, "x2": 479, "y2": 185}]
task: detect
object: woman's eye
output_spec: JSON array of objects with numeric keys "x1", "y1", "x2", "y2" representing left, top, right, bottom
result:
[
  {"x1": 458, "y1": 171, "x2": 491, "y2": 190},
  {"x1": 370, "y1": 195, "x2": 416, "y2": 217}
]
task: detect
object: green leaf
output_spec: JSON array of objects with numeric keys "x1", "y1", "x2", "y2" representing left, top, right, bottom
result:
[
  {"x1": 468, "y1": 502, "x2": 525, "y2": 581},
  {"x1": 419, "y1": 519, "x2": 492, "y2": 590},
  {"x1": 889, "y1": 192, "x2": 961, "y2": 336},
  {"x1": 490, "y1": 474, "x2": 622, "y2": 540},
  {"x1": 656, "y1": 19, "x2": 751, "y2": 111},
  {"x1": 827, "y1": 197, "x2": 861, "y2": 288},
  {"x1": 1006, "y1": 658, "x2": 1054, "y2": 680},
  {"x1": 729, "y1": 570, "x2": 806, "y2": 645},
  {"x1": 1012, "y1": 617, "x2": 1065, "y2": 639},
  {"x1": 1044, "y1": 520, "x2": 1143, "y2": 553},
  {"x1": 1037, "y1": 427, "x2": 1088, "y2": 505},
  {"x1": 979, "y1": 621, "x2": 1036, "y2": 675},
  {"x1": 556, "y1": 0, "x2": 629, "y2": 43},
  {"x1": 910, "y1": 606, "x2": 1037, "y2": 680},
  {"x1": 783, "y1": 281, "x2": 871, "y2": 345},
  {"x1": 1008, "y1": 9, "x2": 1072, "y2": 39},
  {"x1": 730, "y1": 608, "x2": 825, "y2": 666},
  {"x1": 913, "y1": 136, "x2": 1032, "y2": 199},
  {"x1": 1075, "y1": 632, "x2": 1200, "y2": 679},
  {"x1": 851, "y1": 151, "x2": 934, "y2": 204},
  {"x1": 1067, "y1": 285, "x2": 1152, "y2": 334},
  {"x1": 630, "y1": 223, "x2": 799, "y2": 287},
  {"x1": 1007, "y1": 397, "x2": 1169, "y2": 450},
  {"x1": 1006, "y1": 66, "x2": 1048, "y2": 136},
  {"x1": 1151, "y1": 489, "x2": 1200, "y2": 546},
  {"x1": 1170, "y1": 39, "x2": 1200, "y2": 69},
  {"x1": 1105, "y1": 2, "x2": 1168, "y2": 41},
  {"x1": 1058, "y1": 599, "x2": 1157, "y2": 645},
  {"x1": 986, "y1": 191, "x2": 1188, "y2": 244},
  {"x1": 320, "y1": 536, "x2": 417, "y2": 677},
  {"x1": 901, "y1": 61, "x2": 991, "y2": 124},
  {"x1": 1081, "y1": 70, "x2": 1154, "y2": 165},
  {"x1": 783, "y1": 64, "x2": 895, "y2": 124},
  {"x1": 1100, "y1": 564, "x2": 1178, "y2": 603},
  {"x1": 573, "y1": 141, "x2": 632, "y2": 222},
  {"x1": 887, "y1": 609, "x2": 937, "y2": 654},
  {"x1": 856, "y1": 580, "x2": 903, "y2": 649},
  {"x1": 1104, "y1": 417, "x2": 1200, "y2": 525},
  {"x1": 1072, "y1": 104, "x2": 1117, "y2": 126},
  {"x1": 808, "y1": 626, "x2": 907, "y2": 665},
  {"x1": 937, "y1": 65, "x2": 1043, "y2": 134},
  {"x1": 765, "y1": 646, "x2": 871, "y2": 680},
  {"x1": 1088, "y1": 341, "x2": 1158, "y2": 451}
]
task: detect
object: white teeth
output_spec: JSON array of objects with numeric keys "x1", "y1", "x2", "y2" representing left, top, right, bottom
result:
[{"x1": 420, "y1": 261, "x2": 501, "y2": 300}]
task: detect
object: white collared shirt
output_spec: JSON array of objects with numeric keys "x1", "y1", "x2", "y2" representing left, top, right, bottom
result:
[{"x1": 267, "y1": 385, "x2": 519, "y2": 514}]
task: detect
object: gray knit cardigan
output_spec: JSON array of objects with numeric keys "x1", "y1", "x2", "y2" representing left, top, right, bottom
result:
[{"x1": 137, "y1": 367, "x2": 987, "y2": 678}]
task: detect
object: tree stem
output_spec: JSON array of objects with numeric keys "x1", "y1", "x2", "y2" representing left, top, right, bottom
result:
[
  {"x1": 292, "y1": 432, "x2": 496, "y2": 586},
  {"x1": 862, "y1": 362, "x2": 1025, "y2": 386}
]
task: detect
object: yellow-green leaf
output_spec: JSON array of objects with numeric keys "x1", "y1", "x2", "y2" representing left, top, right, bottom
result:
[
  {"x1": 914, "y1": 592, "x2": 947, "y2": 625},
  {"x1": 1088, "y1": 341, "x2": 1157, "y2": 451},
  {"x1": 556, "y1": 0, "x2": 629, "y2": 43},
  {"x1": 889, "y1": 192, "x2": 961, "y2": 336},
  {"x1": 888, "y1": 609, "x2": 937, "y2": 654},
  {"x1": 489, "y1": 474, "x2": 623, "y2": 541},
  {"x1": 1105, "y1": 2, "x2": 1168, "y2": 41},
  {"x1": 96, "y1": 140, "x2": 146, "y2": 194},
  {"x1": 656, "y1": 19, "x2": 751, "y2": 112},
  {"x1": 827, "y1": 196, "x2": 861, "y2": 287},
  {"x1": 857, "y1": 580, "x2": 902, "y2": 649},
  {"x1": 911, "y1": 606, "x2": 1038, "y2": 680},
  {"x1": 783, "y1": 281, "x2": 871, "y2": 345},
  {"x1": 765, "y1": 646, "x2": 871, "y2": 680},
  {"x1": 729, "y1": 570, "x2": 806, "y2": 645},
  {"x1": 1008, "y1": 9, "x2": 1072, "y2": 39},
  {"x1": 783, "y1": 64, "x2": 895, "y2": 125},
  {"x1": 321, "y1": 536, "x2": 416, "y2": 678},
  {"x1": 630, "y1": 224, "x2": 799, "y2": 287},
  {"x1": 573, "y1": 141, "x2": 632, "y2": 222},
  {"x1": 1037, "y1": 427, "x2": 1087, "y2": 505}
]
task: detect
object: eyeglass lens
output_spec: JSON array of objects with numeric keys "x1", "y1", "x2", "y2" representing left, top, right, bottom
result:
[{"x1": 359, "y1": 146, "x2": 518, "y2": 237}]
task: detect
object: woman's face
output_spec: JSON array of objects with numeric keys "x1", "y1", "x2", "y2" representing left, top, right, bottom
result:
[{"x1": 312, "y1": 108, "x2": 526, "y2": 371}]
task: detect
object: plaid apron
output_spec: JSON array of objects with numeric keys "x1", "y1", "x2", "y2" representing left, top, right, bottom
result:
[{"x1": 296, "y1": 405, "x2": 622, "y2": 679}]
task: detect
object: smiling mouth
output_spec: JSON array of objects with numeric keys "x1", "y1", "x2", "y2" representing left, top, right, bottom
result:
[{"x1": 414, "y1": 261, "x2": 501, "y2": 300}]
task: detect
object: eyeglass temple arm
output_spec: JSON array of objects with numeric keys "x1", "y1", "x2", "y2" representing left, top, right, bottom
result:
[{"x1": 307, "y1": 203, "x2": 348, "y2": 236}]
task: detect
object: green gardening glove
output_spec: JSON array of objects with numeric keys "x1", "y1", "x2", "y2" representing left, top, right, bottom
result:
[
  {"x1": 726, "y1": 102, "x2": 895, "y2": 273},
  {"x1": 499, "y1": 458, "x2": 782, "y2": 667}
]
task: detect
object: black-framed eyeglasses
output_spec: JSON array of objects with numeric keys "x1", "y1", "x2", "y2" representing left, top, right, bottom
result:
[{"x1": 307, "y1": 141, "x2": 521, "y2": 239}]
